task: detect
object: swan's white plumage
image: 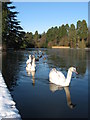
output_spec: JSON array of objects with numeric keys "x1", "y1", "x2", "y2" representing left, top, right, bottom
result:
[
  {"x1": 26, "y1": 56, "x2": 36, "y2": 72},
  {"x1": 49, "y1": 68, "x2": 65, "y2": 86},
  {"x1": 26, "y1": 55, "x2": 31, "y2": 65},
  {"x1": 49, "y1": 67, "x2": 78, "y2": 86}
]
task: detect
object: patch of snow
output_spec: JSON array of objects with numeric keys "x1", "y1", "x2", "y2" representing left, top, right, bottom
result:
[{"x1": 0, "y1": 71, "x2": 21, "y2": 120}]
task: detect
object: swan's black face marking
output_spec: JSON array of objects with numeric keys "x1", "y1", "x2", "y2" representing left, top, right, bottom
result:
[
  {"x1": 73, "y1": 67, "x2": 76, "y2": 72},
  {"x1": 69, "y1": 103, "x2": 76, "y2": 109},
  {"x1": 69, "y1": 67, "x2": 78, "y2": 74},
  {"x1": 73, "y1": 67, "x2": 78, "y2": 74}
]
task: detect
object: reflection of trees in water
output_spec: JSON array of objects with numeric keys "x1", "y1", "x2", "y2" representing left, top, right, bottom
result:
[
  {"x1": 47, "y1": 49, "x2": 87, "y2": 75},
  {"x1": 2, "y1": 49, "x2": 87, "y2": 90},
  {"x1": 2, "y1": 51, "x2": 26, "y2": 89}
]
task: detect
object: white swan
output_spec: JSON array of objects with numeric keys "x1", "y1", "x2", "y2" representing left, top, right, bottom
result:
[
  {"x1": 26, "y1": 55, "x2": 36, "y2": 72},
  {"x1": 26, "y1": 55, "x2": 31, "y2": 65},
  {"x1": 49, "y1": 67, "x2": 78, "y2": 86}
]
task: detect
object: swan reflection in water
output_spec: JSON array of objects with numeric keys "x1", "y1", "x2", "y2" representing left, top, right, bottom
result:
[
  {"x1": 26, "y1": 69, "x2": 76, "y2": 109},
  {"x1": 49, "y1": 83, "x2": 76, "y2": 109},
  {"x1": 26, "y1": 70, "x2": 35, "y2": 86}
]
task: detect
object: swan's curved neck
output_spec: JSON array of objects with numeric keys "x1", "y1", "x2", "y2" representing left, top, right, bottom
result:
[
  {"x1": 32, "y1": 58, "x2": 35, "y2": 65},
  {"x1": 66, "y1": 69, "x2": 72, "y2": 85}
]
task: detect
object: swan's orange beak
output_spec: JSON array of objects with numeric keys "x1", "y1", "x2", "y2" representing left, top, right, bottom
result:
[
  {"x1": 75, "y1": 71, "x2": 78, "y2": 74},
  {"x1": 73, "y1": 69, "x2": 78, "y2": 74}
]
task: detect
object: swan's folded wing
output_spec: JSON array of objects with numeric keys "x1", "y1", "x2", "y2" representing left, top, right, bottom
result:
[
  {"x1": 57, "y1": 71, "x2": 66, "y2": 82},
  {"x1": 26, "y1": 59, "x2": 31, "y2": 64}
]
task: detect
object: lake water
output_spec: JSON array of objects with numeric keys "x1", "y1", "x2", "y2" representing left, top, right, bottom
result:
[{"x1": 2, "y1": 48, "x2": 88, "y2": 119}]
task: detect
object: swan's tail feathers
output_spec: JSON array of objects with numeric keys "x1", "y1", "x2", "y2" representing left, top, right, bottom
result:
[{"x1": 49, "y1": 68, "x2": 56, "y2": 82}]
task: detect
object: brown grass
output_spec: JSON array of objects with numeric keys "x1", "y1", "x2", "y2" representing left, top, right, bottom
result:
[{"x1": 52, "y1": 46, "x2": 70, "y2": 48}]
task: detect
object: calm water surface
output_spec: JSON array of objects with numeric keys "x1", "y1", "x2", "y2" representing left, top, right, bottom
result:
[{"x1": 2, "y1": 49, "x2": 88, "y2": 118}]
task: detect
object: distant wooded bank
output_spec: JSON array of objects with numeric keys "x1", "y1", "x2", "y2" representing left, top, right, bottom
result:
[{"x1": 1, "y1": 2, "x2": 90, "y2": 51}]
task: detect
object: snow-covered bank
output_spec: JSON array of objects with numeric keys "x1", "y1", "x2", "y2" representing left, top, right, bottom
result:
[{"x1": 0, "y1": 71, "x2": 21, "y2": 120}]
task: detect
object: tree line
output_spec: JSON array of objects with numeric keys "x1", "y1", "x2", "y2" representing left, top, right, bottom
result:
[
  {"x1": 2, "y1": 2, "x2": 89, "y2": 50},
  {"x1": 25, "y1": 20, "x2": 88, "y2": 48},
  {"x1": 2, "y1": 2, "x2": 25, "y2": 50}
]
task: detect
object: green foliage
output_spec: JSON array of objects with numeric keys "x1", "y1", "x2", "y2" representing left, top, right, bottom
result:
[
  {"x1": 24, "y1": 32, "x2": 34, "y2": 48},
  {"x1": 77, "y1": 20, "x2": 88, "y2": 48},
  {"x1": 2, "y1": 2, "x2": 25, "y2": 50},
  {"x1": 68, "y1": 24, "x2": 77, "y2": 48},
  {"x1": 26, "y1": 20, "x2": 87, "y2": 48},
  {"x1": 33, "y1": 31, "x2": 39, "y2": 47},
  {"x1": 87, "y1": 27, "x2": 90, "y2": 47}
]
